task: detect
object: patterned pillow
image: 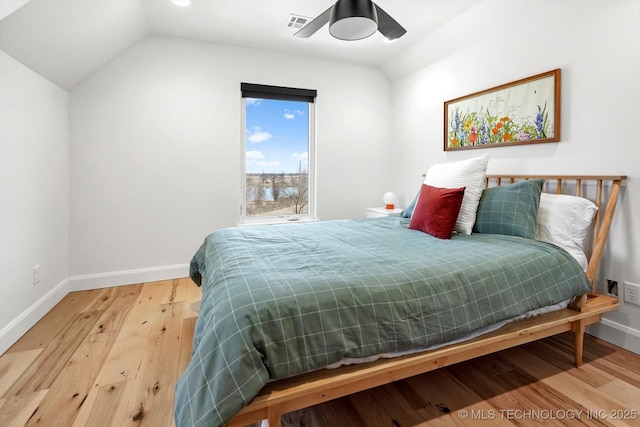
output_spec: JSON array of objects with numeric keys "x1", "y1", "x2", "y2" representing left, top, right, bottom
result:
[
  {"x1": 409, "y1": 184, "x2": 465, "y2": 239},
  {"x1": 474, "y1": 179, "x2": 545, "y2": 239},
  {"x1": 424, "y1": 154, "x2": 488, "y2": 235}
]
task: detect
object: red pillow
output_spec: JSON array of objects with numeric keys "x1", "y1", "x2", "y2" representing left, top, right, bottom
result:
[{"x1": 408, "y1": 184, "x2": 466, "y2": 239}]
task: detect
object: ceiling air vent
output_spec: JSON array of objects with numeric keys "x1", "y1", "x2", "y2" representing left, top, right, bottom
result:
[{"x1": 285, "y1": 14, "x2": 311, "y2": 30}]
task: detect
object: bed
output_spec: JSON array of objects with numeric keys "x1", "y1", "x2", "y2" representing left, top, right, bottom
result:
[{"x1": 174, "y1": 169, "x2": 625, "y2": 427}]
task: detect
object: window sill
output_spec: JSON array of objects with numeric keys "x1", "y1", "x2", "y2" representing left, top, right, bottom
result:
[{"x1": 238, "y1": 217, "x2": 319, "y2": 227}]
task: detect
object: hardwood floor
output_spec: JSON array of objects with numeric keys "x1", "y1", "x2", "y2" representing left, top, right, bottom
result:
[
  {"x1": 0, "y1": 278, "x2": 200, "y2": 427},
  {"x1": 1, "y1": 278, "x2": 639, "y2": 426}
]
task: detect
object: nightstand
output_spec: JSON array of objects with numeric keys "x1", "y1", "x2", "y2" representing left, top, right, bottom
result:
[{"x1": 366, "y1": 207, "x2": 403, "y2": 218}]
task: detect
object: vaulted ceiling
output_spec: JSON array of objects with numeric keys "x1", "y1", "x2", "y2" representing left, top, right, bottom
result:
[{"x1": 0, "y1": 0, "x2": 482, "y2": 90}]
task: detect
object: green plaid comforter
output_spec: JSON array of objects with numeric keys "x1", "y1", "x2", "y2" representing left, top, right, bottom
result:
[{"x1": 175, "y1": 217, "x2": 590, "y2": 426}]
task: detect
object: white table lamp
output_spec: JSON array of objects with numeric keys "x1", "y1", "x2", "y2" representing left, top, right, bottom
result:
[{"x1": 383, "y1": 192, "x2": 397, "y2": 210}]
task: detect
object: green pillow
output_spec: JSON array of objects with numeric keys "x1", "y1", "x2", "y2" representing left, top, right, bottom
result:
[
  {"x1": 474, "y1": 179, "x2": 545, "y2": 239},
  {"x1": 400, "y1": 190, "x2": 420, "y2": 218}
]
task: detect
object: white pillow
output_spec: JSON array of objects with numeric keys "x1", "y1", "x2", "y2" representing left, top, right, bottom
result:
[
  {"x1": 535, "y1": 192, "x2": 598, "y2": 270},
  {"x1": 424, "y1": 154, "x2": 488, "y2": 235}
]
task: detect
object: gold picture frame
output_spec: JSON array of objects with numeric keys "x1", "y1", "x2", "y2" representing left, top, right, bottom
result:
[{"x1": 444, "y1": 69, "x2": 561, "y2": 151}]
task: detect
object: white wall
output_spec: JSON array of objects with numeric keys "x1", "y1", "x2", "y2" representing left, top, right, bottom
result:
[
  {"x1": 0, "y1": 0, "x2": 30, "y2": 20},
  {"x1": 388, "y1": 0, "x2": 640, "y2": 353},
  {"x1": 69, "y1": 36, "x2": 392, "y2": 288},
  {"x1": 0, "y1": 51, "x2": 69, "y2": 353}
]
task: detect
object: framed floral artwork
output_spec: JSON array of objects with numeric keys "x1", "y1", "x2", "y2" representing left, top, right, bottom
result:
[{"x1": 444, "y1": 69, "x2": 560, "y2": 151}]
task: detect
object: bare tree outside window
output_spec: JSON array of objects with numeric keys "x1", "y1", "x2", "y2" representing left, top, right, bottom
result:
[{"x1": 280, "y1": 161, "x2": 308, "y2": 215}]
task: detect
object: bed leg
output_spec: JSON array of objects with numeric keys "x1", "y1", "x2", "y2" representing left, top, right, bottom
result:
[
  {"x1": 262, "y1": 408, "x2": 282, "y2": 427},
  {"x1": 573, "y1": 319, "x2": 586, "y2": 367}
]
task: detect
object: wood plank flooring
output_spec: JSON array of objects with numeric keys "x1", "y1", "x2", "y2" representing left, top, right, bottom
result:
[{"x1": 1, "y1": 278, "x2": 639, "y2": 426}]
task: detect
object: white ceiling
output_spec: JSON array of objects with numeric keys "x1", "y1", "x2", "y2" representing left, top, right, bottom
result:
[{"x1": 0, "y1": 0, "x2": 482, "y2": 90}]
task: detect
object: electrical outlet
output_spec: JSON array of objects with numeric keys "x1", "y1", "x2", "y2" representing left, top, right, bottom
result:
[
  {"x1": 33, "y1": 265, "x2": 41, "y2": 285},
  {"x1": 624, "y1": 281, "x2": 640, "y2": 306}
]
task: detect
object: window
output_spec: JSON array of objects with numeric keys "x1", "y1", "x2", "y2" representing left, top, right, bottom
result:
[{"x1": 241, "y1": 83, "x2": 316, "y2": 223}]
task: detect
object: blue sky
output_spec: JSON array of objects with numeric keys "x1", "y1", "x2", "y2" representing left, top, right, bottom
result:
[{"x1": 245, "y1": 98, "x2": 309, "y2": 174}]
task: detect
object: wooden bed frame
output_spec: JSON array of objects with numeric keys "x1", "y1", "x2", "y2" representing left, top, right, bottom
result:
[{"x1": 226, "y1": 174, "x2": 627, "y2": 427}]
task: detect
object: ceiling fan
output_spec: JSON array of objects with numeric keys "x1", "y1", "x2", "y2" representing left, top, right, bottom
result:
[{"x1": 294, "y1": 0, "x2": 407, "y2": 42}]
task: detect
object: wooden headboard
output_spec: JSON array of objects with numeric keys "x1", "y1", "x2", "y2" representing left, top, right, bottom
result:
[{"x1": 484, "y1": 175, "x2": 627, "y2": 298}]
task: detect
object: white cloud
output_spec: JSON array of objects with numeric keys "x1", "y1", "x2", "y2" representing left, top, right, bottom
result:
[
  {"x1": 246, "y1": 150, "x2": 265, "y2": 159},
  {"x1": 256, "y1": 161, "x2": 280, "y2": 167},
  {"x1": 246, "y1": 152, "x2": 279, "y2": 170},
  {"x1": 246, "y1": 98, "x2": 261, "y2": 106},
  {"x1": 283, "y1": 109, "x2": 304, "y2": 120},
  {"x1": 289, "y1": 152, "x2": 308, "y2": 160},
  {"x1": 248, "y1": 126, "x2": 272, "y2": 143}
]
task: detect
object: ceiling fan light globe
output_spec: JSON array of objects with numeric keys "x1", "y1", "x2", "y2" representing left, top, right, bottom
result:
[
  {"x1": 329, "y1": 0, "x2": 378, "y2": 41},
  {"x1": 330, "y1": 17, "x2": 377, "y2": 40}
]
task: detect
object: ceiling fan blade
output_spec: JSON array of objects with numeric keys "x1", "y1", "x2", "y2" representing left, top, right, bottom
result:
[
  {"x1": 373, "y1": 3, "x2": 407, "y2": 40},
  {"x1": 294, "y1": 6, "x2": 333, "y2": 38}
]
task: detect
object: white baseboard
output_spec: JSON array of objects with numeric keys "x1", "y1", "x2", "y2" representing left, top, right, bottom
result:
[
  {"x1": 587, "y1": 318, "x2": 640, "y2": 355},
  {"x1": 69, "y1": 263, "x2": 190, "y2": 291},
  {"x1": 0, "y1": 278, "x2": 70, "y2": 355},
  {"x1": 0, "y1": 264, "x2": 190, "y2": 355}
]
